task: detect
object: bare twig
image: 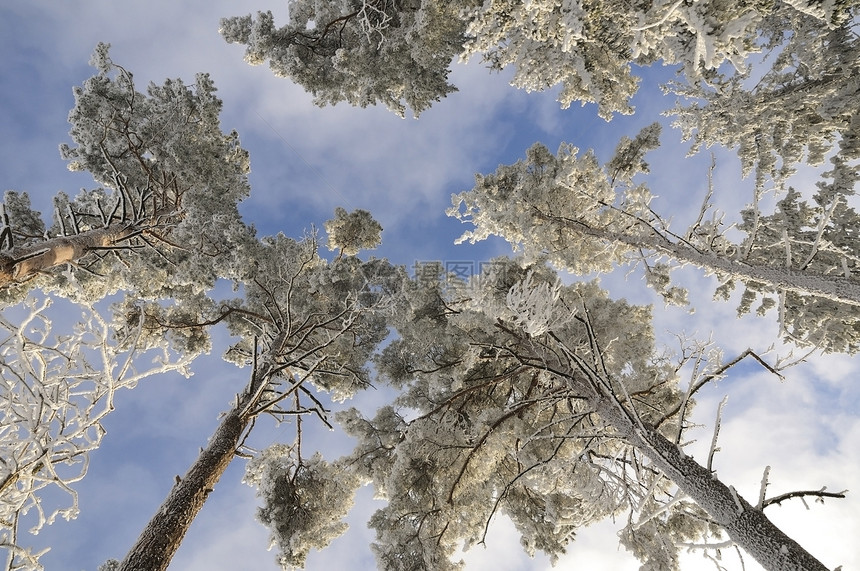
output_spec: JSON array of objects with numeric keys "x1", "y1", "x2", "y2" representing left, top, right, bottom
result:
[{"x1": 762, "y1": 488, "x2": 847, "y2": 509}]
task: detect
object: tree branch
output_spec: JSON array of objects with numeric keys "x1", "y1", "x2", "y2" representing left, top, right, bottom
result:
[{"x1": 762, "y1": 488, "x2": 847, "y2": 509}]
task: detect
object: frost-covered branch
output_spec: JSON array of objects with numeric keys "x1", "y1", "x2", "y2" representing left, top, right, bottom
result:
[
  {"x1": 118, "y1": 217, "x2": 398, "y2": 571},
  {"x1": 450, "y1": 123, "x2": 860, "y2": 352},
  {"x1": 356, "y1": 0, "x2": 394, "y2": 48},
  {"x1": 356, "y1": 260, "x2": 839, "y2": 570},
  {"x1": 0, "y1": 295, "x2": 196, "y2": 571},
  {"x1": 656, "y1": 347, "x2": 779, "y2": 431},
  {"x1": 631, "y1": 0, "x2": 686, "y2": 32},
  {"x1": 706, "y1": 396, "x2": 729, "y2": 473},
  {"x1": 762, "y1": 488, "x2": 848, "y2": 509}
]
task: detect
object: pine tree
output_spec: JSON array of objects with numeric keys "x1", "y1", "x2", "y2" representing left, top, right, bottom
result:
[
  {"x1": 116, "y1": 232, "x2": 401, "y2": 571},
  {"x1": 221, "y1": 1, "x2": 854, "y2": 119},
  {"x1": 449, "y1": 121, "x2": 860, "y2": 353},
  {"x1": 341, "y1": 259, "x2": 843, "y2": 570},
  {"x1": 0, "y1": 44, "x2": 254, "y2": 569}
]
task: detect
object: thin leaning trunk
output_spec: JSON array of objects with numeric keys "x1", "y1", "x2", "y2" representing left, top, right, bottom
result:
[
  {"x1": 118, "y1": 331, "x2": 287, "y2": 571},
  {"x1": 117, "y1": 401, "x2": 251, "y2": 571},
  {"x1": 592, "y1": 397, "x2": 832, "y2": 571}
]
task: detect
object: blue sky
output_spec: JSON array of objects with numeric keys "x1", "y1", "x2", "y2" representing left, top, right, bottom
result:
[{"x1": 0, "y1": 2, "x2": 857, "y2": 570}]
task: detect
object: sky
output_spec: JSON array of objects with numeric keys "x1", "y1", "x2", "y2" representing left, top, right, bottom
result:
[{"x1": 0, "y1": 2, "x2": 857, "y2": 570}]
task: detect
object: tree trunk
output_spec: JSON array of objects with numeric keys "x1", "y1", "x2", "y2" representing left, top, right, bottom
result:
[
  {"x1": 592, "y1": 397, "x2": 833, "y2": 571},
  {"x1": 0, "y1": 223, "x2": 136, "y2": 287},
  {"x1": 118, "y1": 330, "x2": 286, "y2": 571},
  {"x1": 544, "y1": 212, "x2": 860, "y2": 307},
  {"x1": 117, "y1": 402, "x2": 251, "y2": 571}
]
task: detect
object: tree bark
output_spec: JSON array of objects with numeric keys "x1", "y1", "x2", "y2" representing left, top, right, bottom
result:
[
  {"x1": 118, "y1": 330, "x2": 287, "y2": 571},
  {"x1": 543, "y1": 211, "x2": 860, "y2": 307},
  {"x1": 117, "y1": 402, "x2": 251, "y2": 571},
  {"x1": 0, "y1": 223, "x2": 136, "y2": 287},
  {"x1": 591, "y1": 397, "x2": 833, "y2": 571}
]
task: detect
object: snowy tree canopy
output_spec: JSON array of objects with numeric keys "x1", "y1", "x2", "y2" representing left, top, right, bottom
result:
[
  {"x1": 449, "y1": 119, "x2": 860, "y2": 353},
  {"x1": 324, "y1": 207, "x2": 383, "y2": 257},
  {"x1": 353, "y1": 261, "x2": 680, "y2": 568},
  {"x1": 245, "y1": 447, "x2": 361, "y2": 569},
  {"x1": 1, "y1": 42, "x2": 254, "y2": 308},
  {"x1": 0, "y1": 47, "x2": 398, "y2": 571},
  {"x1": 670, "y1": 6, "x2": 859, "y2": 190},
  {"x1": 221, "y1": 1, "x2": 855, "y2": 119},
  {"x1": 339, "y1": 258, "x2": 840, "y2": 570},
  {"x1": 219, "y1": 2, "x2": 469, "y2": 117}
]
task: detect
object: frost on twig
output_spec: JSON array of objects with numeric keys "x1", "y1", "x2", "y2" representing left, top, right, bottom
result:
[
  {"x1": 754, "y1": 465, "x2": 847, "y2": 511},
  {"x1": 356, "y1": 0, "x2": 394, "y2": 49},
  {"x1": 706, "y1": 396, "x2": 728, "y2": 474},
  {"x1": 757, "y1": 465, "x2": 771, "y2": 509},
  {"x1": 505, "y1": 271, "x2": 568, "y2": 337},
  {"x1": 0, "y1": 295, "x2": 196, "y2": 571}
]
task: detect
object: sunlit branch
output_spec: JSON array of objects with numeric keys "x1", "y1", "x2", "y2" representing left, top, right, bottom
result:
[
  {"x1": 706, "y1": 396, "x2": 728, "y2": 473},
  {"x1": 655, "y1": 348, "x2": 782, "y2": 430}
]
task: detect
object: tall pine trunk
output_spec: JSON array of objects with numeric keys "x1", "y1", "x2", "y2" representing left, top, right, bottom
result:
[
  {"x1": 117, "y1": 401, "x2": 251, "y2": 571},
  {"x1": 541, "y1": 211, "x2": 860, "y2": 307},
  {"x1": 118, "y1": 331, "x2": 288, "y2": 571},
  {"x1": 592, "y1": 397, "x2": 832, "y2": 570}
]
